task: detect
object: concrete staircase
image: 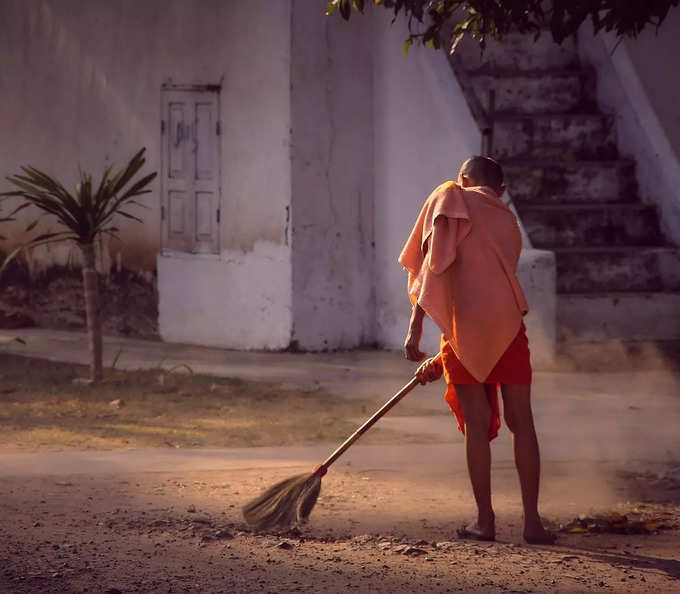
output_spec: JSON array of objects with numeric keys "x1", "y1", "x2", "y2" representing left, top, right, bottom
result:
[{"x1": 453, "y1": 33, "x2": 680, "y2": 355}]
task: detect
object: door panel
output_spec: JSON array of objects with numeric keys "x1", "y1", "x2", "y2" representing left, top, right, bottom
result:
[
  {"x1": 161, "y1": 88, "x2": 220, "y2": 254},
  {"x1": 168, "y1": 191, "x2": 187, "y2": 235},
  {"x1": 168, "y1": 103, "x2": 188, "y2": 179},
  {"x1": 195, "y1": 102, "x2": 215, "y2": 181},
  {"x1": 195, "y1": 191, "x2": 214, "y2": 239}
]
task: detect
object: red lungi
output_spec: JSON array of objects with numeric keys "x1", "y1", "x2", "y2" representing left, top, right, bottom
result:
[{"x1": 440, "y1": 322, "x2": 532, "y2": 441}]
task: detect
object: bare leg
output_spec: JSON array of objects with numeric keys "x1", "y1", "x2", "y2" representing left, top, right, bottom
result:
[
  {"x1": 501, "y1": 383, "x2": 555, "y2": 544},
  {"x1": 455, "y1": 384, "x2": 495, "y2": 540}
]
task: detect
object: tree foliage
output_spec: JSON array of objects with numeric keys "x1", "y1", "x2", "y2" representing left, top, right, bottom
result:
[
  {"x1": 327, "y1": 0, "x2": 680, "y2": 53},
  {"x1": 2, "y1": 148, "x2": 155, "y2": 248},
  {"x1": 1, "y1": 148, "x2": 156, "y2": 382}
]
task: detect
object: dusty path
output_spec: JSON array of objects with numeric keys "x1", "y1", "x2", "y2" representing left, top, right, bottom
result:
[
  {"x1": 1, "y1": 446, "x2": 679, "y2": 593},
  {"x1": 1, "y1": 331, "x2": 679, "y2": 592}
]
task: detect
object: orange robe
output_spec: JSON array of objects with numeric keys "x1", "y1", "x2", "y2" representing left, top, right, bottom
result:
[{"x1": 398, "y1": 181, "x2": 530, "y2": 440}]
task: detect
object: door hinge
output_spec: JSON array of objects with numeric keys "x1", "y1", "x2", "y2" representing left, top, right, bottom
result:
[
  {"x1": 161, "y1": 206, "x2": 165, "y2": 221},
  {"x1": 216, "y1": 121, "x2": 221, "y2": 136},
  {"x1": 216, "y1": 208, "x2": 221, "y2": 223},
  {"x1": 161, "y1": 120, "x2": 166, "y2": 135}
]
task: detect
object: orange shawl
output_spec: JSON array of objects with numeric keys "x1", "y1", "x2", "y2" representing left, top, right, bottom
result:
[{"x1": 398, "y1": 181, "x2": 528, "y2": 381}]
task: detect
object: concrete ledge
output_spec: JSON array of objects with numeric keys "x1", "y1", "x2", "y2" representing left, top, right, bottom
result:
[
  {"x1": 518, "y1": 248, "x2": 556, "y2": 369},
  {"x1": 578, "y1": 30, "x2": 680, "y2": 247},
  {"x1": 558, "y1": 292, "x2": 680, "y2": 341}
]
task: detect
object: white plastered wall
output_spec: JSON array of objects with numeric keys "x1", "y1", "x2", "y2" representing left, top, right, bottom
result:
[
  {"x1": 288, "y1": 0, "x2": 375, "y2": 350},
  {"x1": 372, "y1": 12, "x2": 555, "y2": 365},
  {"x1": 3, "y1": 0, "x2": 288, "y2": 270},
  {"x1": 157, "y1": 0, "x2": 294, "y2": 349},
  {"x1": 1, "y1": 0, "x2": 295, "y2": 351},
  {"x1": 158, "y1": 241, "x2": 291, "y2": 350},
  {"x1": 2, "y1": 0, "x2": 556, "y2": 356},
  {"x1": 577, "y1": 14, "x2": 680, "y2": 245}
]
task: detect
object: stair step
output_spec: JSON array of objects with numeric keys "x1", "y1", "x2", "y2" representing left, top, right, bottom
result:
[
  {"x1": 456, "y1": 32, "x2": 579, "y2": 72},
  {"x1": 554, "y1": 247, "x2": 680, "y2": 293},
  {"x1": 519, "y1": 203, "x2": 663, "y2": 248},
  {"x1": 455, "y1": 33, "x2": 680, "y2": 345},
  {"x1": 558, "y1": 292, "x2": 680, "y2": 341},
  {"x1": 493, "y1": 114, "x2": 616, "y2": 160},
  {"x1": 468, "y1": 71, "x2": 594, "y2": 115},
  {"x1": 513, "y1": 193, "x2": 636, "y2": 205},
  {"x1": 503, "y1": 160, "x2": 637, "y2": 204}
]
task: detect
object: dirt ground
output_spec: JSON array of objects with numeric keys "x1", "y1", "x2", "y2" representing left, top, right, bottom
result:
[
  {"x1": 0, "y1": 355, "x2": 679, "y2": 593},
  {"x1": 0, "y1": 354, "x2": 439, "y2": 450},
  {"x1": 0, "y1": 269, "x2": 158, "y2": 339},
  {"x1": 1, "y1": 464, "x2": 679, "y2": 594}
]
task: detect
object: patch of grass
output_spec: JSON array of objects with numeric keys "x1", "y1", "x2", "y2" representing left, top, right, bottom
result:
[{"x1": 0, "y1": 354, "x2": 442, "y2": 451}]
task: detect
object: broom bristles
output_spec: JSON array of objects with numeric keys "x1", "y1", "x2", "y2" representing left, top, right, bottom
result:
[{"x1": 242, "y1": 472, "x2": 322, "y2": 530}]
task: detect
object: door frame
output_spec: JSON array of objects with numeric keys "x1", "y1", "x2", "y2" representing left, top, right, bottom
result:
[{"x1": 160, "y1": 83, "x2": 222, "y2": 255}]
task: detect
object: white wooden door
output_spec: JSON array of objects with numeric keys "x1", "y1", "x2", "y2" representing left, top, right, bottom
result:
[{"x1": 161, "y1": 87, "x2": 220, "y2": 254}]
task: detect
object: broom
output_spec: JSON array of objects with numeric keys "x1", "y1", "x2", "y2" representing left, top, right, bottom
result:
[{"x1": 242, "y1": 368, "x2": 431, "y2": 531}]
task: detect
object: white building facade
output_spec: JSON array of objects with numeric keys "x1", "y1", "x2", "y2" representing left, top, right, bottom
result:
[{"x1": 4, "y1": 1, "x2": 678, "y2": 363}]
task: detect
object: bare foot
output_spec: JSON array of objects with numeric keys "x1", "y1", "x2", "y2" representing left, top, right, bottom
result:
[
  {"x1": 457, "y1": 521, "x2": 495, "y2": 542},
  {"x1": 524, "y1": 531, "x2": 557, "y2": 545},
  {"x1": 523, "y1": 518, "x2": 557, "y2": 545}
]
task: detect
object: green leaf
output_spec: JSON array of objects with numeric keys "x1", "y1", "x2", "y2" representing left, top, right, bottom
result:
[
  {"x1": 3, "y1": 147, "x2": 155, "y2": 248},
  {"x1": 30, "y1": 231, "x2": 72, "y2": 243},
  {"x1": 109, "y1": 148, "x2": 146, "y2": 196},
  {"x1": 0, "y1": 246, "x2": 22, "y2": 279},
  {"x1": 12, "y1": 169, "x2": 85, "y2": 232},
  {"x1": 7, "y1": 202, "x2": 31, "y2": 218},
  {"x1": 358, "y1": 0, "x2": 677, "y2": 49},
  {"x1": 339, "y1": 0, "x2": 351, "y2": 20},
  {"x1": 450, "y1": 31, "x2": 465, "y2": 54},
  {"x1": 7, "y1": 187, "x2": 80, "y2": 231},
  {"x1": 115, "y1": 210, "x2": 144, "y2": 223},
  {"x1": 95, "y1": 163, "x2": 114, "y2": 203},
  {"x1": 19, "y1": 166, "x2": 62, "y2": 193},
  {"x1": 403, "y1": 38, "x2": 413, "y2": 55},
  {"x1": 98, "y1": 171, "x2": 156, "y2": 226},
  {"x1": 124, "y1": 200, "x2": 151, "y2": 210},
  {"x1": 119, "y1": 171, "x2": 157, "y2": 200}
]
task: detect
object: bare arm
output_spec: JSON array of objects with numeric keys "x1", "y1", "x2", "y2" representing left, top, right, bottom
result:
[
  {"x1": 403, "y1": 216, "x2": 456, "y2": 362},
  {"x1": 404, "y1": 302, "x2": 427, "y2": 361},
  {"x1": 405, "y1": 303, "x2": 443, "y2": 382}
]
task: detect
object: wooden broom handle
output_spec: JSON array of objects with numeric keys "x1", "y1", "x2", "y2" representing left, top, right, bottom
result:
[
  {"x1": 320, "y1": 353, "x2": 442, "y2": 471},
  {"x1": 320, "y1": 376, "x2": 420, "y2": 470}
]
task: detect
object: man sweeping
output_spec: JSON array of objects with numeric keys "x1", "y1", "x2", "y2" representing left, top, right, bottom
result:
[{"x1": 399, "y1": 156, "x2": 555, "y2": 544}]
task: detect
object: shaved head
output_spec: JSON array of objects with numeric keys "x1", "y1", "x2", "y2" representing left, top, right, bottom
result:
[{"x1": 459, "y1": 156, "x2": 504, "y2": 192}]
